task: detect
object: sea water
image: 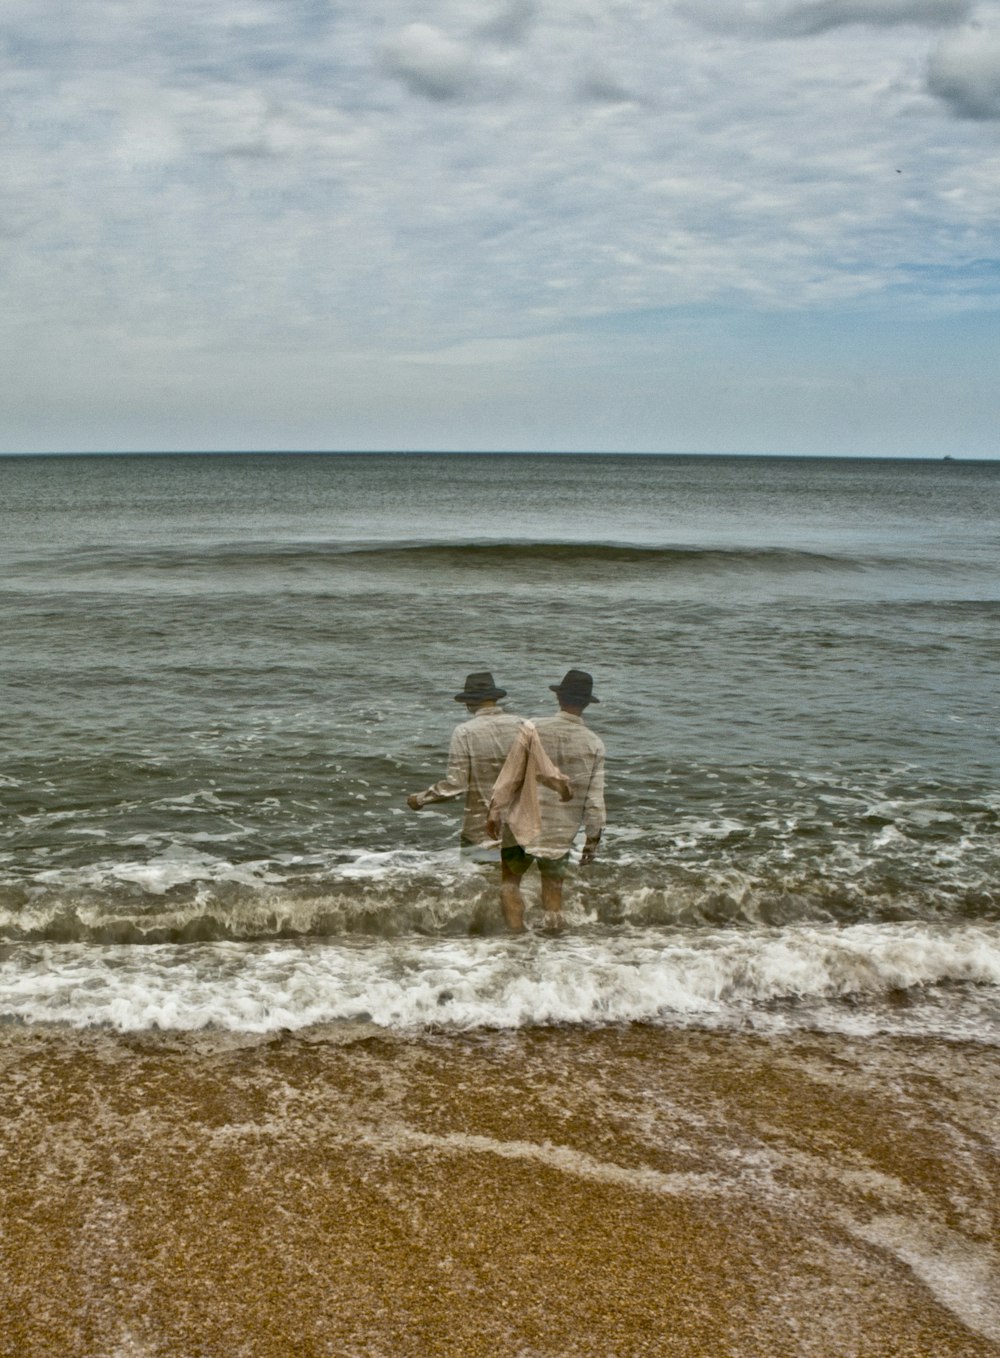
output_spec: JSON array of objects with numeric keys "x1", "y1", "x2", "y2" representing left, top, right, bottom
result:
[{"x1": 2, "y1": 452, "x2": 998, "y2": 1038}]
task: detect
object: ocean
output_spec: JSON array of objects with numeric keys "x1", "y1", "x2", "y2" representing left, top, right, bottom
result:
[
  {"x1": 3, "y1": 451, "x2": 1000, "y2": 1357},
  {"x1": 2, "y1": 451, "x2": 998, "y2": 1040}
]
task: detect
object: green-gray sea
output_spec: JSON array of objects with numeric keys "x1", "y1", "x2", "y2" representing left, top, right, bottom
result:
[{"x1": 2, "y1": 452, "x2": 998, "y2": 1035}]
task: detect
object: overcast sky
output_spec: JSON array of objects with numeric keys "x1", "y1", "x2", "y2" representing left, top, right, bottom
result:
[{"x1": 2, "y1": 0, "x2": 998, "y2": 456}]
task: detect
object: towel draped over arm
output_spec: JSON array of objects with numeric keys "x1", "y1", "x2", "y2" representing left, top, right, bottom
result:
[{"x1": 486, "y1": 721, "x2": 572, "y2": 849}]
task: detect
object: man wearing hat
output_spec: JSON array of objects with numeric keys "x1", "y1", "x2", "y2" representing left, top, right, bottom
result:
[
  {"x1": 487, "y1": 669, "x2": 606, "y2": 932},
  {"x1": 407, "y1": 672, "x2": 523, "y2": 859}
]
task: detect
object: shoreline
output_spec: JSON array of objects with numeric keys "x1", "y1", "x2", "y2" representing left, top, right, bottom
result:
[{"x1": 2, "y1": 1024, "x2": 998, "y2": 1357}]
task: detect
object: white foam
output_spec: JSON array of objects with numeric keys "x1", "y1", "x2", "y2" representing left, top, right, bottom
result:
[
  {"x1": 871, "y1": 825, "x2": 908, "y2": 850},
  {"x1": 846, "y1": 1214, "x2": 1000, "y2": 1343},
  {"x1": 369, "y1": 1126, "x2": 724, "y2": 1198},
  {"x1": 1, "y1": 922, "x2": 998, "y2": 1036},
  {"x1": 154, "y1": 789, "x2": 232, "y2": 809},
  {"x1": 334, "y1": 847, "x2": 450, "y2": 879},
  {"x1": 666, "y1": 815, "x2": 749, "y2": 845},
  {"x1": 32, "y1": 850, "x2": 285, "y2": 896}
]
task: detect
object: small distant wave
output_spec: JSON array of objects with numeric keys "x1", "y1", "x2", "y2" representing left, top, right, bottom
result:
[
  {"x1": 11, "y1": 538, "x2": 870, "y2": 579},
  {"x1": 346, "y1": 541, "x2": 863, "y2": 572}
]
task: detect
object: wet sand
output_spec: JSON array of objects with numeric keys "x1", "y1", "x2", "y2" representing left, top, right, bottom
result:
[{"x1": 1, "y1": 1024, "x2": 998, "y2": 1357}]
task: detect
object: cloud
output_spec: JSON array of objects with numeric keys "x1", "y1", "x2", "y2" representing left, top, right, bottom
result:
[
  {"x1": 381, "y1": 22, "x2": 507, "y2": 101},
  {"x1": 688, "y1": 0, "x2": 972, "y2": 36},
  {"x1": 927, "y1": 23, "x2": 1000, "y2": 116},
  {"x1": 779, "y1": 0, "x2": 972, "y2": 33},
  {"x1": 478, "y1": 0, "x2": 537, "y2": 46},
  {"x1": 2, "y1": 0, "x2": 1000, "y2": 455},
  {"x1": 576, "y1": 68, "x2": 636, "y2": 104}
]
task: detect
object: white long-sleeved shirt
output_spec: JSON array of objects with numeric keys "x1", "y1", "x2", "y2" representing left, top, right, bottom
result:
[{"x1": 409, "y1": 706, "x2": 524, "y2": 845}]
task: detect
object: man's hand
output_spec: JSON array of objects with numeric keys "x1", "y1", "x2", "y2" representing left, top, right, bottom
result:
[
  {"x1": 485, "y1": 811, "x2": 500, "y2": 840},
  {"x1": 580, "y1": 835, "x2": 601, "y2": 865},
  {"x1": 406, "y1": 793, "x2": 423, "y2": 811}
]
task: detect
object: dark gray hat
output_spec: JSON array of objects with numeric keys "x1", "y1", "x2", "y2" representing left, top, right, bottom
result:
[
  {"x1": 454, "y1": 671, "x2": 507, "y2": 703},
  {"x1": 550, "y1": 669, "x2": 599, "y2": 703}
]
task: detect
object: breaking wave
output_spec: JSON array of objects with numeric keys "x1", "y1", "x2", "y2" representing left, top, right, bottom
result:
[
  {"x1": 2, "y1": 852, "x2": 998, "y2": 945},
  {"x1": 2, "y1": 923, "x2": 998, "y2": 1039}
]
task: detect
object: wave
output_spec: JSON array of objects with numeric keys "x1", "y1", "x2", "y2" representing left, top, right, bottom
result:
[
  {"x1": 3, "y1": 856, "x2": 998, "y2": 944},
  {"x1": 338, "y1": 541, "x2": 863, "y2": 571},
  {"x1": 1, "y1": 924, "x2": 998, "y2": 1038},
  {"x1": 12, "y1": 538, "x2": 870, "y2": 578}
]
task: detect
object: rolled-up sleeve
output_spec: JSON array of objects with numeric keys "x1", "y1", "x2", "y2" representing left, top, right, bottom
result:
[{"x1": 410, "y1": 730, "x2": 469, "y2": 806}]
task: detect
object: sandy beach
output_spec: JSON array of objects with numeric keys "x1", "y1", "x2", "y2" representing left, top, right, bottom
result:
[{"x1": 1, "y1": 1023, "x2": 998, "y2": 1357}]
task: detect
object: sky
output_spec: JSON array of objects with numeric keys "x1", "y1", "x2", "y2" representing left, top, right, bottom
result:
[{"x1": 1, "y1": 0, "x2": 999, "y2": 457}]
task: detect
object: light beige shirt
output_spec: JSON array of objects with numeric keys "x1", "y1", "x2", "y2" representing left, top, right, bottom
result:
[
  {"x1": 487, "y1": 721, "x2": 572, "y2": 851},
  {"x1": 517, "y1": 711, "x2": 606, "y2": 858},
  {"x1": 410, "y1": 706, "x2": 524, "y2": 846}
]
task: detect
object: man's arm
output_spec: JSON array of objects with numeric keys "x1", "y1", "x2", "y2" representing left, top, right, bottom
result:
[
  {"x1": 580, "y1": 747, "x2": 606, "y2": 863},
  {"x1": 484, "y1": 721, "x2": 532, "y2": 840},
  {"x1": 407, "y1": 730, "x2": 469, "y2": 810}
]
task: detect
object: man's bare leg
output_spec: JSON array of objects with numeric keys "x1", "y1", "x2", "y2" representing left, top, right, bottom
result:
[
  {"x1": 500, "y1": 861, "x2": 527, "y2": 932},
  {"x1": 540, "y1": 875, "x2": 565, "y2": 932}
]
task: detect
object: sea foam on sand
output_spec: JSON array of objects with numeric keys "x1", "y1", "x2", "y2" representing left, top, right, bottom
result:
[{"x1": 0, "y1": 1024, "x2": 997, "y2": 1358}]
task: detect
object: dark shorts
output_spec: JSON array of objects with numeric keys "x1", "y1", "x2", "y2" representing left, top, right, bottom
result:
[{"x1": 500, "y1": 844, "x2": 571, "y2": 880}]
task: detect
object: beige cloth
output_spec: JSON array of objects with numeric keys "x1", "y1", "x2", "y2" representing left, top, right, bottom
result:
[
  {"x1": 409, "y1": 706, "x2": 524, "y2": 846},
  {"x1": 492, "y1": 711, "x2": 605, "y2": 859},
  {"x1": 487, "y1": 720, "x2": 573, "y2": 852}
]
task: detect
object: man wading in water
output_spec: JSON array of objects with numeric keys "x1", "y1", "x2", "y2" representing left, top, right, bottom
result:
[
  {"x1": 407, "y1": 671, "x2": 523, "y2": 862},
  {"x1": 487, "y1": 669, "x2": 606, "y2": 934}
]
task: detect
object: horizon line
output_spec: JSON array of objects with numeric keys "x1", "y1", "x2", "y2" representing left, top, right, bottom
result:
[{"x1": 1, "y1": 449, "x2": 994, "y2": 463}]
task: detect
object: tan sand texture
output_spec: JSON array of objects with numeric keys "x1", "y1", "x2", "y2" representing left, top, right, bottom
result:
[{"x1": 1, "y1": 1024, "x2": 998, "y2": 1357}]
